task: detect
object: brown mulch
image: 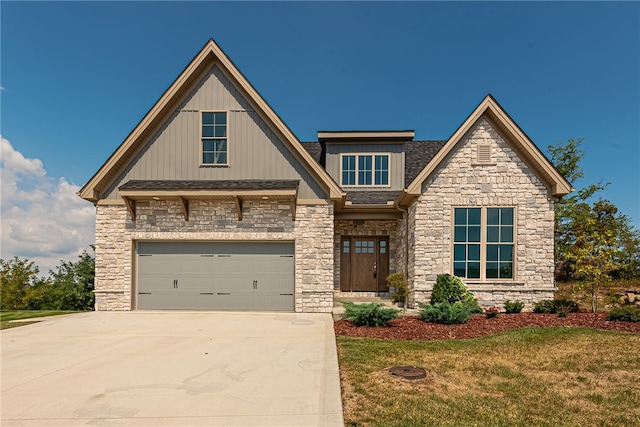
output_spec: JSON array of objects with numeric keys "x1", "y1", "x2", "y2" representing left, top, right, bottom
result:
[{"x1": 334, "y1": 312, "x2": 640, "y2": 341}]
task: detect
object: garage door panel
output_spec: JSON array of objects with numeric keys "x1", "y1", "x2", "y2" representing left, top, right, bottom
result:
[
  {"x1": 137, "y1": 242, "x2": 294, "y2": 311},
  {"x1": 138, "y1": 290, "x2": 214, "y2": 310}
]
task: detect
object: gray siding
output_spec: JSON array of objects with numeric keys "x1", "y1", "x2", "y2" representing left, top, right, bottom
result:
[
  {"x1": 103, "y1": 65, "x2": 326, "y2": 200},
  {"x1": 325, "y1": 143, "x2": 405, "y2": 190}
]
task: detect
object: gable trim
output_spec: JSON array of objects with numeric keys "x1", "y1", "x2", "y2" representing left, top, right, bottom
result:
[
  {"x1": 79, "y1": 39, "x2": 344, "y2": 203},
  {"x1": 401, "y1": 95, "x2": 572, "y2": 201}
]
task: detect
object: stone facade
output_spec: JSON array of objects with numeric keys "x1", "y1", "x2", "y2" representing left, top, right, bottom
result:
[
  {"x1": 410, "y1": 118, "x2": 556, "y2": 308},
  {"x1": 333, "y1": 219, "x2": 400, "y2": 290},
  {"x1": 94, "y1": 200, "x2": 334, "y2": 312}
]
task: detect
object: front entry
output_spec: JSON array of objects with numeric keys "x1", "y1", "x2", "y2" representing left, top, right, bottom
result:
[{"x1": 340, "y1": 236, "x2": 389, "y2": 292}]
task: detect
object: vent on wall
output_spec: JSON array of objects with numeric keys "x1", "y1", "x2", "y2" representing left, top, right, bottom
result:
[{"x1": 477, "y1": 144, "x2": 491, "y2": 163}]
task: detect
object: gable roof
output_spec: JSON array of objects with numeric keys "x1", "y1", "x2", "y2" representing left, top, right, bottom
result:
[
  {"x1": 399, "y1": 94, "x2": 572, "y2": 204},
  {"x1": 78, "y1": 39, "x2": 344, "y2": 203}
]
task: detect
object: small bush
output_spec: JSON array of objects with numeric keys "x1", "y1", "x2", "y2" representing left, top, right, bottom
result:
[
  {"x1": 533, "y1": 300, "x2": 556, "y2": 314},
  {"x1": 533, "y1": 299, "x2": 579, "y2": 314},
  {"x1": 430, "y1": 274, "x2": 482, "y2": 313},
  {"x1": 606, "y1": 306, "x2": 640, "y2": 322},
  {"x1": 504, "y1": 300, "x2": 525, "y2": 314},
  {"x1": 418, "y1": 301, "x2": 473, "y2": 325},
  {"x1": 485, "y1": 306, "x2": 500, "y2": 318},
  {"x1": 341, "y1": 302, "x2": 399, "y2": 326},
  {"x1": 387, "y1": 273, "x2": 409, "y2": 304}
]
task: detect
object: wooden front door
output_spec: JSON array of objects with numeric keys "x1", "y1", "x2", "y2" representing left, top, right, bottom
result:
[{"x1": 340, "y1": 237, "x2": 389, "y2": 292}]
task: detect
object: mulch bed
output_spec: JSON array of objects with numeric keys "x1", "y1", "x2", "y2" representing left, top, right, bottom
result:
[{"x1": 334, "y1": 312, "x2": 640, "y2": 341}]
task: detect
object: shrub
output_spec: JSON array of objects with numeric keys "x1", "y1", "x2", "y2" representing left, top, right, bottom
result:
[
  {"x1": 504, "y1": 300, "x2": 525, "y2": 314},
  {"x1": 430, "y1": 274, "x2": 482, "y2": 313},
  {"x1": 387, "y1": 273, "x2": 409, "y2": 304},
  {"x1": 341, "y1": 302, "x2": 399, "y2": 326},
  {"x1": 418, "y1": 301, "x2": 472, "y2": 325},
  {"x1": 485, "y1": 306, "x2": 500, "y2": 318},
  {"x1": 533, "y1": 299, "x2": 579, "y2": 314},
  {"x1": 606, "y1": 306, "x2": 640, "y2": 322}
]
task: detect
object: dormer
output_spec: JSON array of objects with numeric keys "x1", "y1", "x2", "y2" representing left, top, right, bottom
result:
[{"x1": 318, "y1": 130, "x2": 415, "y2": 191}]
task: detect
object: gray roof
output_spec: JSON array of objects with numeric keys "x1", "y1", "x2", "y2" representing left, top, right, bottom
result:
[
  {"x1": 347, "y1": 191, "x2": 399, "y2": 205},
  {"x1": 119, "y1": 180, "x2": 300, "y2": 191},
  {"x1": 301, "y1": 142, "x2": 323, "y2": 165},
  {"x1": 404, "y1": 140, "x2": 447, "y2": 185}
]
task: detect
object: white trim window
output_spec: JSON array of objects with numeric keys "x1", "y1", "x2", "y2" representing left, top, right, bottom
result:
[
  {"x1": 341, "y1": 154, "x2": 389, "y2": 187},
  {"x1": 201, "y1": 111, "x2": 227, "y2": 165},
  {"x1": 453, "y1": 207, "x2": 515, "y2": 280}
]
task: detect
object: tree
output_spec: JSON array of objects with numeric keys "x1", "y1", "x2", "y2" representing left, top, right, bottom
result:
[
  {"x1": 0, "y1": 257, "x2": 48, "y2": 310},
  {"x1": 0, "y1": 248, "x2": 95, "y2": 311},
  {"x1": 46, "y1": 249, "x2": 95, "y2": 311},
  {"x1": 549, "y1": 138, "x2": 640, "y2": 311}
]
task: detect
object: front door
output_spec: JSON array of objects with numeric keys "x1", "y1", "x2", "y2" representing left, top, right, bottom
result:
[{"x1": 340, "y1": 237, "x2": 389, "y2": 292}]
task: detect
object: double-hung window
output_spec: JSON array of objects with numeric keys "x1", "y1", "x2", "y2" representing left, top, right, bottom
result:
[
  {"x1": 201, "y1": 111, "x2": 227, "y2": 165},
  {"x1": 341, "y1": 154, "x2": 389, "y2": 186},
  {"x1": 453, "y1": 207, "x2": 514, "y2": 280}
]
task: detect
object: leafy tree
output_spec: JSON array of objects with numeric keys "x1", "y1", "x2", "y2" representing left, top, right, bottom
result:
[
  {"x1": 0, "y1": 257, "x2": 48, "y2": 310},
  {"x1": 46, "y1": 249, "x2": 95, "y2": 310},
  {"x1": 1, "y1": 248, "x2": 95, "y2": 311},
  {"x1": 549, "y1": 138, "x2": 640, "y2": 310}
]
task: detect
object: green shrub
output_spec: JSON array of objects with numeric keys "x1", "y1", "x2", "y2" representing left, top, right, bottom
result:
[
  {"x1": 504, "y1": 300, "x2": 525, "y2": 314},
  {"x1": 418, "y1": 301, "x2": 473, "y2": 324},
  {"x1": 430, "y1": 274, "x2": 482, "y2": 313},
  {"x1": 606, "y1": 306, "x2": 640, "y2": 322},
  {"x1": 387, "y1": 273, "x2": 409, "y2": 304},
  {"x1": 533, "y1": 299, "x2": 579, "y2": 314},
  {"x1": 341, "y1": 302, "x2": 399, "y2": 326}
]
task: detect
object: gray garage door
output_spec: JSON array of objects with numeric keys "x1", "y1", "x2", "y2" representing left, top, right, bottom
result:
[{"x1": 137, "y1": 242, "x2": 294, "y2": 311}]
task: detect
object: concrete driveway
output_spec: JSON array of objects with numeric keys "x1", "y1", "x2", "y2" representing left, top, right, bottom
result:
[{"x1": 1, "y1": 311, "x2": 344, "y2": 426}]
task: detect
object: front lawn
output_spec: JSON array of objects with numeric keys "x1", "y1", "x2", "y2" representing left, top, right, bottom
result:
[
  {"x1": 0, "y1": 310, "x2": 82, "y2": 329},
  {"x1": 337, "y1": 327, "x2": 640, "y2": 426}
]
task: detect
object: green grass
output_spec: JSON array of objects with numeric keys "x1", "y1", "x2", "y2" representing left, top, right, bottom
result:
[
  {"x1": 0, "y1": 310, "x2": 82, "y2": 329},
  {"x1": 337, "y1": 327, "x2": 640, "y2": 426}
]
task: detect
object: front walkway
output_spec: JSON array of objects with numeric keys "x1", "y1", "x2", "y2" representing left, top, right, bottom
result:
[{"x1": 1, "y1": 311, "x2": 343, "y2": 426}]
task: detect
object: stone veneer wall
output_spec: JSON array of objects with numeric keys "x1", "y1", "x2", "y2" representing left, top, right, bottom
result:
[
  {"x1": 333, "y1": 219, "x2": 400, "y2": 290},
  {"x1": 410, "y1": 118, "x2": 556, "y2": 309},
  {"x1": 94, "y1": 200, "x2": 334, "y2": 312}
]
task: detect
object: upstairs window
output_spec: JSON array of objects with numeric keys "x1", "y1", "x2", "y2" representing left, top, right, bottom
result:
[
  {"x1": 341, "y1": 154, "x2": 390, "y2": 187},
  {"x1": 201, "y1": 111, "x2": 227, "y2": 165}
]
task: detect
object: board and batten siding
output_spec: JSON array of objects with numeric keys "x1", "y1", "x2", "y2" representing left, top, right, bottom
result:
[
  {"x1": 102, "y1": 65, "x2": 327, "y2": 200},
  {"x1": 325, "y1": 143, "x2": 405, "y2": 190}
]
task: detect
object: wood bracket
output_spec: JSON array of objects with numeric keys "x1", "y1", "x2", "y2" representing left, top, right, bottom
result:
[
  {"x1": 178, "y1": 196, "x2": 189, "y2": 221},
  {"x1": 123, "y1": 197, "x2": 136, "y2": 221},
  {"x1": 234, "y1": 196, "x2": 243, "y2": 221},
  {"x1": 290, "y1": 200, "x2": 296, "y2": 221}
]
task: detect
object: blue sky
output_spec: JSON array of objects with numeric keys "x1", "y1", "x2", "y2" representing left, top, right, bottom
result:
[{"x1": 1, "y1": 1, "x2": 639, "y2": 271}]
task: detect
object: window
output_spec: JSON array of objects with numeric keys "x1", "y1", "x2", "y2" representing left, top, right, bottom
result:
[
  {"x1": 340, "y1": 154, "x2": 390, "y2": 186},
  {"x1": 453, "y1": 207, "x2": 514, "y2": 280},
  {"x1": 201, "y1": 112, "x2": 227, "y2": 165}
]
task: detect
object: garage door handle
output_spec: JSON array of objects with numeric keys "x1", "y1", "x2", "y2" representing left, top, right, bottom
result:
[
  {"x1": 139, "y1": 292, "x2": 152, "y2": 295},
  {"x1": 200, "y1": 292, "x2": 214, "y2": 295},
  {"x1": 173, "y1": 279, "x2": 178, "y2": 289},
  {"x1": 253, "y1": 280, "x2": 258, "y2": 290},
  {"x1": 217, "y1": 292, "x2": 230, "y2": 295},
  {"x1": 280, "y1": 293, "x2": 293, "y2": 296}
]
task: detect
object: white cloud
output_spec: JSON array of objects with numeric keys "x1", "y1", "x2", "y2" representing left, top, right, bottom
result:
[{"x1": 1, "y1": 136, "x2": 95, "y2": 274}]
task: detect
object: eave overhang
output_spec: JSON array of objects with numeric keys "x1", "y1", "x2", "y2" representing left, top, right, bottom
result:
[{"x1": 318, "y1": 130, "x2": 415, "y2": 143}]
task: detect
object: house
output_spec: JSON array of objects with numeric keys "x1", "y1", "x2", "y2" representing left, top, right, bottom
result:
[{"x1": 79, "y1": 39, "x2": 572, "y2": 313}]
